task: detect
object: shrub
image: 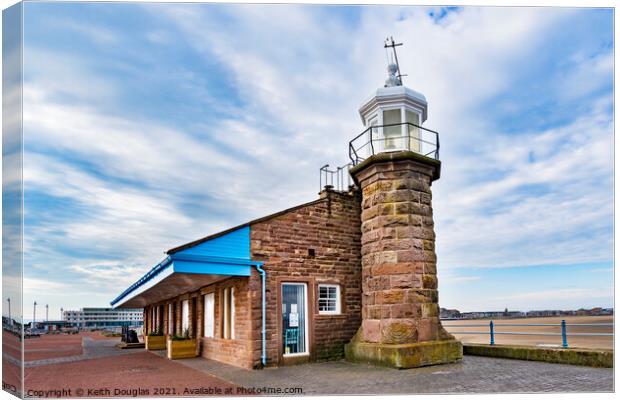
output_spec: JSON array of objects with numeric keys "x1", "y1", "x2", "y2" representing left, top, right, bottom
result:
[
  {"x1": 148, "y1": 326, "x2": 164, "y2": 336},
  {"x1": 170, "y1": 329, "x2": 191, "y2": 341}
]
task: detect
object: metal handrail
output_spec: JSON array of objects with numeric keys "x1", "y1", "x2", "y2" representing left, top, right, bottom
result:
[
  {"x1": 348, "y1": 122, "x2": 440, "y2": 165},
  {"x1": 320, "y1": 163, "x2": 354, "y2": 192},
  {"x1": 442, "y1": 320, "x2": 613, "y2": 348}
]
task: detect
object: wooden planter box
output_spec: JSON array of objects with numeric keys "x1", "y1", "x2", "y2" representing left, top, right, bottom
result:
[
  {"x1": 167, "y1": 338, "x2": 197, "y2": 359},
  {"x1": 145, "y1": 335, "x2": 166, "y2": 350}
]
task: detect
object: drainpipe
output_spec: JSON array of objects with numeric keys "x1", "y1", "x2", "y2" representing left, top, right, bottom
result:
[{"x1": 254, "y1": 263, "x2": 267, "y2": 367}]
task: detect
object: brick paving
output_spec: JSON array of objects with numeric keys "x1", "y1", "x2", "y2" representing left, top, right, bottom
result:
[
  {"x1": 8, "y1": 335, "x2": 614, "y2": 396},
  {"x1": 24, "y1": 352, "x2": 239, "y2": 398},
  {"x1": 173, "y1": 355, "x2": 614, "y2": 394},
  {"x1": 24, "y1": 336, "x2": 143, "y2": 367},
  {"x1": 24, "y1": 335, "x2": 83, "y2": 362}
]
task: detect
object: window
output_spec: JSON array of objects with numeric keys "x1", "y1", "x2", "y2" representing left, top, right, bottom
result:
[
  {"x1": 156, "y1": 306, "x2": 161, "y2": 331},
  {"x1": 406, "y1": 110, "x2": 421, "y2": 152},
  {"x1": 383, "y1": 109, "x2": 402, "y2": 150},
  {"x1": 367, "y1": 115, "x2": 379, "y2": 155},
  {"x1": 222, "y1": 287, "x2": 235, "y2": 339},
  {"x1": 151, "y1": 307, "x2": 156, "y2": 332},
  {"x1": 181, "y1": 300, "x2": 189, "y2": 335},
  {"x1": 318, "y1": 284, "x2": 341, "y2": 315},
  {"x1": 167, "y1": 304, "x2": 173, "y2": 335},
  {"x1": 203, "y1": 293, "x2": 214, "y2": 338}
]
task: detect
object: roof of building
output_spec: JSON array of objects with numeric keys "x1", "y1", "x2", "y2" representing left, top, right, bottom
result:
[
  {"x1": 112, "y1": 193, "x2": 349, "y2": 308},
  {"x1": 166, "y1": 196, "x2": 327, "y2": 254},
  {"x1": 358, "y1": 85, "x2": 429, "y2": 124}
]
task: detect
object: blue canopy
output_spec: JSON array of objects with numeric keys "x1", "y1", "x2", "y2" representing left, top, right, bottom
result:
[{"x1": 111, "y1": 226, "x2": 260, "y2": 308}]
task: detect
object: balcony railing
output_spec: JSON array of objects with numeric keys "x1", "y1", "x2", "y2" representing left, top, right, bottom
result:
[
  {"x1": 348, "y1": 122, "x2": 440, "y2": 165},
  {"x1": 319, "y1": 163, "x2": 354, "y2": 193}
]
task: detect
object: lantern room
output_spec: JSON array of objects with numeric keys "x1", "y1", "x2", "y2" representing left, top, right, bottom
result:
[{"x1": 358, "y1": 77, "x2": 428, "y2": 154}]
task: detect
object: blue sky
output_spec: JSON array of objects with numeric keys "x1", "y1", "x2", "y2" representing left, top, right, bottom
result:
[{"x1": 14, "y1": 3, "x2": 613, "y2": 319}]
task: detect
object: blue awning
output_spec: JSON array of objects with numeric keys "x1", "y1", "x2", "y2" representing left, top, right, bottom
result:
[
  {"x1": 111, "y1": 253, "x2": 260, "y2": 308},
  {"x1": 111, "y1": 226, "x2": 261, "y2": 308}
]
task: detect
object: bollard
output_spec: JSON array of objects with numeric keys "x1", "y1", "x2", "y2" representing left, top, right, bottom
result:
[
  {"x1": 561, "y1": 319, "x2": 568, "y2": 348},
  {"x1": 489, "y1": 320, "x2": 495, "y2": 345}
]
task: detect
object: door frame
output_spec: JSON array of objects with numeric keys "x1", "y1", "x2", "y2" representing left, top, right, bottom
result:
[{"x1": 276, "y1": 276, "x2": 315, "y2": 365}]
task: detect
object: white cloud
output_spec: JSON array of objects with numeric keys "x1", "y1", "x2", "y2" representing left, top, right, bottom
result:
[
  {"x1": 61, "y1": 19, "x2": 120, "y2": 44},
  {"x1": 435, "y1": 96, "x2": 613, "y2": 269},
  {"x1": 151, "y1": 5, "x2": 612, "y2": 270},
  {"x1": 18, "y1": 5, "x2": 613, "y2": 315},
  {"x1": 590, "y1": 268, "x2": 613, "y2": 273}
]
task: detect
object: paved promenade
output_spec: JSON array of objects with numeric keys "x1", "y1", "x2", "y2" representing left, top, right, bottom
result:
[
  {"x1": 11, "y1": 333, "x2": 613, "y2": 396},
  {"x1": 174, "y1": 355, "x2": 614, "y2": 394},
  {"x1": 24, "y1": 336, "x2": 143, "y2": 367}
]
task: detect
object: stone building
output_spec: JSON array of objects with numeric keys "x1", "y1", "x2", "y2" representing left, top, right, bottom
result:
[{"x1": 112, "y1": 50, "x2": 462, "y2": 369}]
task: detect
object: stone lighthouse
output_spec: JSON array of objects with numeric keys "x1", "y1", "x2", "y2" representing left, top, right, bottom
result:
[{"x1": 345, "y1": 38, "x2": 462, "y2": 368}]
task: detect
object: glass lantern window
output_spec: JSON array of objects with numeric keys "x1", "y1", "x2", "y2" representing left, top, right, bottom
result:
[
  {"x1": 383, "y1": 109, "x2": 402, "y2": 150},
  {"x1": 406, "y1": 110, "x2": 421, "y2": 153}
]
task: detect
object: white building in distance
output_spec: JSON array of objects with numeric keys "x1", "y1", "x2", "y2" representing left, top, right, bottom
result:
[{"x1": 63, "y1": 307, "x2": 143, "y2": 328}]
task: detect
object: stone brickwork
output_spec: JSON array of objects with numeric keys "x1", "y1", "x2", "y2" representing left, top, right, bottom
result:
[
  {"x1": 143, "y1": 191, "x2": 363, "y2": 369},
  {"x1": 250, "y1": 190, "x2": 362, "y2": 366},
  {"x1": 354, "y1": 156, "x2": 445, "y2": 343},
  {"x1": 346, "y1": 151, "x2": 461, "y2": 368},
  {"x1": 197, "y1": 276, "x2": 259, "y2": 369},
  {"x1": 146, "y1": 276, "x2": 259, "y2": 370}
]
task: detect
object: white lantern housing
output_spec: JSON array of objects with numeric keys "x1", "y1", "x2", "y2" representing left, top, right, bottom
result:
[{"x1": 358, "y1": 84, "x2": 428, "y2": 155}]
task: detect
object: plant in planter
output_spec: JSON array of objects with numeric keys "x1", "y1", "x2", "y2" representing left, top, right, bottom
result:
[
  {"x1": 145, "y1": 326, "x2": 166, "y2": 350},
  {"x1": 167, "y1": 329, "x2": 197, "y2": 359}
]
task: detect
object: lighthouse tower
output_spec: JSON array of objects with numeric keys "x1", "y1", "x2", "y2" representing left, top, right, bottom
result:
[{"x1": 345, "y1": 38, "x2": 462, "y2": 368}]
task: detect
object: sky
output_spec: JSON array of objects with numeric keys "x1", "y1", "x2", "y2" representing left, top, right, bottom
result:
[{"x1": 11, "y1": 3, "x2": 614, "y2": 320}]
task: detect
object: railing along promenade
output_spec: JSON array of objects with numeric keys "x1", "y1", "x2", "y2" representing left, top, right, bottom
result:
[{"x1": 442, "y1": 319, "x2": 613, "y2": 348}]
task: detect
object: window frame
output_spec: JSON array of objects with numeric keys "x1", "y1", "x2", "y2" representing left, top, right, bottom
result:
[
  {"x1": 151, "y1": 307, "x2": 156, "y2": 332},
  {"x1": 181, "y1": 299, "x2": 189, "y2": 335},
  {"x1": 203, "y1": 292, "x2": 215, "y2": 338},
  {"x1": 317, "y1": 284, "x2": 341, "y2": 315},
  {"x1": 167, "y1": 304, "x2": 173, "y2": 335},
  {"x1": 222, "y1": 287, "x2": 235, "y2": 340},
  {"x1": 282, "y1": 282, "x2": 310, "y2": 357},
  {"x1": 382, "y1": 107, "x2": 402, "y2": 151}
]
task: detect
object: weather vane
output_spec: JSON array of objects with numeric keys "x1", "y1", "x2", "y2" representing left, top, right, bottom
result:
[{"x1": 384, "y1": 36, "x2": 407, "y2": 87}]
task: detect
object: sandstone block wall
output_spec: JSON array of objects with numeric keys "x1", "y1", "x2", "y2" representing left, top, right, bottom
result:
[
  {"x1": 250, "y1": 190, "x2": 362, "y2": 365},
  {"x1": 145, "y1": 275, "x2": 259, "y2": 369},
  {"x1": 142, "y1": 190, "x2": 363, "y2": 369},
  {"x1": 353, "y1": 159, "x2": 447, "y2": 344}
]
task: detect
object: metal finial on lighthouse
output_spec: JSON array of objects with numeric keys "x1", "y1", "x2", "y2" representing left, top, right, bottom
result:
[{"x1": 384, "y1": 36, "x2": 407, "y2": 87}]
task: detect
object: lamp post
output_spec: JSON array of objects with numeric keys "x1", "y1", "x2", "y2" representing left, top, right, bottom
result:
[
  {"x1": 7, "y1": 298, "x2": 11, "y2": 326},
  {"x1": 45, "y1": 304, "x2": 49, "y2": 322},
  {"x1": 33, "y1": 301, "x2": 37, "y2": 332}
]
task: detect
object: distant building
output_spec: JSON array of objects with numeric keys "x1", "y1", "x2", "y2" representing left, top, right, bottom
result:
[
  {"x1": 458, "y1": 311, "x2": 525, "y2": 319},
  {"x1": 36, "y1": 320, "x2": 77, "y2": 332},
  {"x1": 440, "y1": 308, "x2": 461, "y2": 319},
  {"x1": 451, "y1": 307, "x2": 613, "y2": 320},
  {"x1": 504, "y1": 311, "x2": 526, "y2": 318},
  {"x1": 572, "y1": 307, "x2": 613, "y2": 316},
  {"x1": 63, "y1": 307, "x2": 143, "y2": 328},
  {"x1": 526, "y1": 310, "x2": 563, "y2": 317}
]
